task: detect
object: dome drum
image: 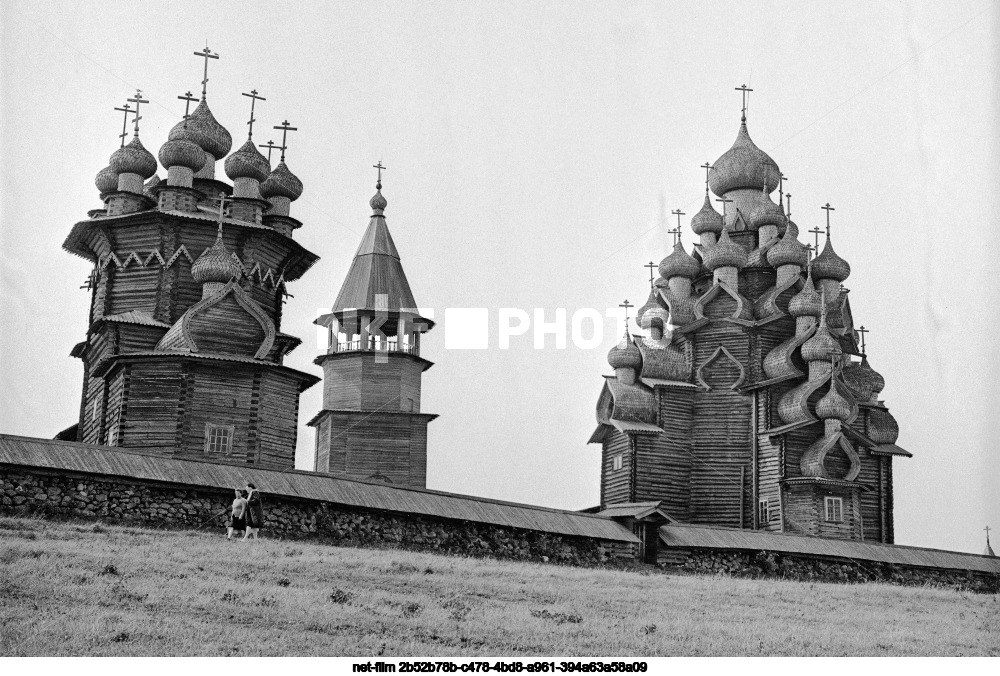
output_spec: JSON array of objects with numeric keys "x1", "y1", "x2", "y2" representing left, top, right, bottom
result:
[
  {"x1": 265, "y1": 195, "x2": 292, "y2": 217},
  {"x1": 166, "y1": 165, "x2": 195, "y2": 188},
  {"x1": 117, "y1": 172, "x2": 145, "y2": 195},
  {"x1": 232, "y1": 176, "x2": 263, "y2": 199}
]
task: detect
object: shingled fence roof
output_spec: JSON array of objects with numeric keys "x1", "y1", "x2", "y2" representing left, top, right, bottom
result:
[
  {"x1": 659, "y1": 523, "x2": 1000, "y2": 575},
  {"x1": 0, "y1": 434, "x2": 637, "y2": 543}
]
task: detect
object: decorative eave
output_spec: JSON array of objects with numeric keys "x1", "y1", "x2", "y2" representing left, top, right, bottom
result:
[
  {"x1": 91, "y1": 310, "x2": 172, "y2": 331},
  {"x1": 62, "y1": 209, "x2": 319, "y2": 282},
  {"x1": 738, "y1": 372, "x2": 800, "y2": 393},
  {"x1": 782, "y1": 476, "x2": 872, "y2": 492},
  {"x1": 596, "y1": 501, "x2": 679, "y2": 523},
  {"x1": 306, "y1": 408, "x2": 439, "y2": 427},
  {"x1": 89, "y1": 351, "x2": 320, "y2": 391},
  {"x1": 868, "y1": 444, "x2": 913, "y2": 458},
  {"x1": 759, "y1": 419, "x2": 820, "y2": 438},
  {"x1": 313, "y1": 350, "x2": 435, "y2": 373},
  {"x1": 640, "y1": 378, "x2": 697, "y2": 389}
]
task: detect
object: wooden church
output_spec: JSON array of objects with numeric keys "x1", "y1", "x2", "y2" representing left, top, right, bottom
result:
[
  {"x1": 590, "y1": 89, "x2": 910, "y2": 543},
  {"x1": 61, "y1": 56, "x2": 320, "y2": 470}
]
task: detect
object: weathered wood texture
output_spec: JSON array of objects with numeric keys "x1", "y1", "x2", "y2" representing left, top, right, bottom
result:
[
  {"x1": 600, "y1": 432, "x2": 633, "y2": 507},
  {"x1": 320, "y1": 353, "x2": 423, "y2": 412}
]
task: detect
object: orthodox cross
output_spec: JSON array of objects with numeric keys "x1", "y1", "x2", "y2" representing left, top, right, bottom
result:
[
  {"x1": 785, "y1": 192, "x2": 793, "y2": 217},
  {"x1": 716, "y1": 197, "x2": 733, "y2": 218},
  {"x1": 177, "y1": 91, "x2": 198, "y2": 129},
  {"x1": 259, "y1": 139, "x2": 282, "y2": 163},
  {"x1": 241, "y1": 89, "x2": 266, "y2": 139},
  {"x1": 821, "y1": 202, "x2": 835, "y2": 237},
  {"x1": 735, "y1": 83, "x2": 753, "y2": 120},
  {"x1": 214, "y1": 194, "x2": 232, "y2": 234},
  {"x1": 987, "y1": 525, "x2": 993, "y2": 548},
  {"x1": 779, "y1": 173, "x2": 787, "y2": 205},
  {"x1": 619, "y1": 299, "x2": 634, "y2": 325},
  {"x1": 194, "y1": 43, "x2": 219, "y2": 100},
  {"x1": 373, "y1": 160, "x2": 387, "y2": 187},
  {"x1": 700, "y1": 162, "x2": 712, "y2": 192},
  {"x1": 805, "y1": 243, "x2": 815, "y2": 260},
  {"x1": 644, "y1": 262, "x2": 658, "y2": 289},
  {"x1": 669, "y1": 226, "x2": 682, "y2": 246},
  {"x1": 857, "y1": 325, "x2": 869, "y2": 355},
  {"x1": 809, "y1": 226, "x2": 824, "y2": 250},
  {"x1": 273, "y1": 120, "x2": 297, "y2": 162},
  {"x1": 126, "y1": 90, "x2": 148, "y2": 136},
  {"x1": 114, "y1": 102, "x2": 133, "y2": 147},
  {"x1": 671, "y1": 209, "x2": 685, "y2": 244}
]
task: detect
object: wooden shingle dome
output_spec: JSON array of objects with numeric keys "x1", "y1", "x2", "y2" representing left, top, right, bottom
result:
[
  {"x1": 690, "y1": 195, "x2": 724, "y2": 235},
  {"x1": 159, "y1": 138, "x2": 206, "y2": 172},
  {"x1": 168, "y1": 99, "x2": 232, "y2": 159},
  {"x1": 812, "y1": 234, "x2": 851, "y2": 282},
  {"x1": 260, "y1": 161, "x2": 303, "y2": 200},
  {"x1": 608, "y1": 331, "x2": 642, "y2": 371},
  {"x1": 109, "y1": 136, "x2": 157, "y2": 178},
  {"x1": 702, "y1": 229, "x2": 748, "y2": 270},
  {"x1": 658, "y1": 241, "x2": 701, "y2": 280},
  {"x1": 225, "y1": 139, "x2": 270, "y2": 182},
  {"x1": 708, "y1": 121, "x2": 781, "y2": 195},
  {"x1": 767, "y1": 220, "x2": 810, "y2": 268}
]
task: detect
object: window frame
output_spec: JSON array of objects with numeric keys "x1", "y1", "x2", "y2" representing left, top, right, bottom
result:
[
  {"x1": 204, "y1": 423, "x2": 235, "y2": 455},
  {"x1": 757, "y1": 498, "x2": 769, "y2": 525},
  {"x1": 824, "y1": 496, "x2": 844, "y2": 522},
  {"x1": 611, "y1": 453, "x2": 623, "y2": 471}
]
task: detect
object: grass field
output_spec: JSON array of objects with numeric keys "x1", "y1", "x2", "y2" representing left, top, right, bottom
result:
[{"x1": 0, "y1": 515, "x2": 997, "y2": 656}]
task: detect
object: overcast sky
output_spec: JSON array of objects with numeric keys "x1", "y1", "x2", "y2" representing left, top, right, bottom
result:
[{"x1": 1, "y1": 1, "x2": 996, "y2": 554}]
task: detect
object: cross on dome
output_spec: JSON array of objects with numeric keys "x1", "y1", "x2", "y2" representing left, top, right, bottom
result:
[
  {"x1": 273, "y1": 120, "x2": 297, "y2": 162},
  {"x1": 809, "y1": 226, "x2": 823, "y2": 249},
  {"x1": 114, "y1": 102, "x2": 133, "y2": 148},
  {"x1": 177, "y1": 91, "x2": 198, "y2": 129},
  {"x1": 822, "y1": 202, "x2": 836, "y2": 237},
  {"x1": 373, "y1": 160, "x2": 387, "y2": 188},
  {"x1": 258, "y1": 139, "x2": 281, "y2": 163},
  {"x1": 644, "y1": 262, "x2": 657, "y2": 289},
  {"x1": 716, "y1": 197, "x2": 733, "y2": 218},
  {"x1": 700, "y1": 162, "x2": 712, "y2": 193},
  {"x1": 857, "y1": 325, "x2": 870, "y2": 355},
  {"x1": 126, "y1": 90, "x2": 148, "y2": 137},
  {"x1": 194, "y1": 43, "x2": 219, "y2": 100},
  {"x1": 735, "y1": 83, "x2": 753, "y2": 121},
  {"x1": 619, "y1": 299, "x2": 634, "y2": 325},
  {"x1": 241, "y1": 89, "x2": 266, "y2": 139}
]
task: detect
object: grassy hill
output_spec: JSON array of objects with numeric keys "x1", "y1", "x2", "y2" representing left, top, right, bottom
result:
[{"x1": 0, "y1": 515, "x2": 997, "y2": 656}]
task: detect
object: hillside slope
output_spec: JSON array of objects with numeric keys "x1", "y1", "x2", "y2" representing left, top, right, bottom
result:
[{"x1": 0, "y1": 516, "x2": 997, "y2": 656}]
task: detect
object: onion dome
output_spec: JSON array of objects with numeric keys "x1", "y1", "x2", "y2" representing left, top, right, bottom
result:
[
  {"x1": 370, "y1": 181, "x2": 388, "y2": 213},
  {"x1": 789, "y1": 267, "x2": 822, "y2": 317},
  {"x1": 801, "y1": 307, "x2": 842, "y2": 362},
  {"x1": 812, "y1": 235, "x2": 851, "y2": 282},
  {"x1": 95, "y1": 165, "x2": 118, "y2": 194},
  {"x1": 191, "y1": 231, "x2": 241, "y2": 284},
  {"x1": 701, "y1": 229, "x2": 748, "y2": 271},
  {"x1": 158, "y1": 138, "x2": 207, "y2": 172},
  {"x1": 708, "y1": 121, "x2": 781, "y2": 196},
  {"x1": 658, "y1": 241, "x2": 701, "y2": 280},
  {"x1": 608, "y1": 331, "x2": 642, "y2": 371},
  {"x1": 109, "y1": 136, "x2": 157, "y2": 179},
  {"x1": 868, "y1": 407, "x2": 899, "y2": 444},
  {"x1": 843, "y1": 356, "x2": 885, "y2": 400},
  {"x1": 747, "y1": 189, "x2": 787, "y2": 231},
  {"x1": 636, "y1": 290, "x2": 662, "y2": 326},
  {"x1": 259, "y1": 161, "x2": 303, "y2": 200},
  {"x1": 816, "y1": 380, "x2": 852, "y2": 421},
  {"x1": 690, "y1": 195, "x2": 724, "y2": 235},
  {"x1": 224, "y1": 139, "x2": 270, "y2": 182},
  {"x1": 167, "y1": 99, "x2": 232, "y2": 159},
  {"x1": 767, "y1": 220, "x2": 810, "y2": 268}
]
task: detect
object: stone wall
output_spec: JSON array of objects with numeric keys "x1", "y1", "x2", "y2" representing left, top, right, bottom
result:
[
  {"x1": 0, "y1": 467, "x2": 606, "y2": 565},
  {"x1": 665, "y1": 547, "x2": 1000, "y2": 594}
]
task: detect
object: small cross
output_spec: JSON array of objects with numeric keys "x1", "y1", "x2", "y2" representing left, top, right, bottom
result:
[
  {"x1": 113, "y1": 102, "x2": 133, "y2": 148},
  {"x1": 669, "y1": 226, "x2": 682, "y2": 246},
  {"x1": 785, "y1": 192, "x2": 793, "y2": 217},
  {"x1": 194, "y1": 43, "x2": 220, "y2": 100},
  {"x1": 857, "y1": 325, "x2": 870, "y2": 355},
  {"x1": 821, "y1": 202, "x2": 835, "y2": 237},
  {"x1": 644, "y1": 262, "x2": 657, "y2": 289},
  {"x1": 700, "y1": 162, "x2": 712, "y2": 192},
  {"x1": 986, "y1": 525, "x2": 992, "y2": 547},
  {"x1": 809, "y1": 226, "x2": 824, "y2": 250},
  {"x1": 806, "y1": 243, "x2": 815, "y2": 260},
  {"x1": 213, "y1": 194, "x2": 232, "y2": 235},
  {"x1": 373, "y1": 160, "x2": 387, "y2": 187},
  {"x1": 735, "y1": 83, "x2": 753, "y2": 120},
  {"x1": 241, "y1": 89, "x2": 266, "y2": 139},
  {"x1": 273, "y1": 120, "x2": 298, "y2": 162},
  {"x1": 716, "y1": 197, "x2": 733, "y2": 218},
  {"x1": 259, "y1": 140, "x2": 282, "y2": 163},
  {"x1": 177, "y1": 91, "x2": 198, "y2": 129},
  {"x1": 779, "y1": 173, "x2": 788, "y2": 203},
  {"x1": 619, "y1": 299, "x2": 634, "y2": 325},
  {"x1": 672, "y1": 208, "x2": 685, "y2": 230},
  {"x1": 126, "y1": 90, "x2": 148, "y2": 136}
]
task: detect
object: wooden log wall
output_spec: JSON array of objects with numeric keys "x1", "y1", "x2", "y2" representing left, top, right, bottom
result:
[
  {"x1": 256, "y1": 371, "x2": 300, "y2": 469},
  {"x1": 119, "y1": 361, "x2": 183, "y2": 450},
  {"x1": 184, "y1": 293, "x2": 267, "y2": 356},
  {"x1": 600, "y1": 432, "x2": 633, "y2": 506},
  {"x1": 756, "y1": 389, "x2": 783, "y2": 531},
  {"x1": 632, "y1": 387, "x2": 693, "y2": 519},
  {"x1": 313, "y1": 411, "x2": 429, "y2": 487},
  {"x1": 321, "y1": 354, "x2": 423, "y2": 412},
  {"x1": 690, "y1": 324, "x2": 752, "y2": 527}
]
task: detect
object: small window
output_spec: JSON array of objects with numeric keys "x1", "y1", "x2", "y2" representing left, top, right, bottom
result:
[
  {"x1": 205, "y1": 424, "x2": 234, "y2": 455},
  {"x1": 757, "y1": 499, "x2": 769, "y2": 525},
  {"x1": 91, "y1": 398, "x2": 99, "y2": 421},
  {"x1": 107, "y1": 424, "x2": 118, "y2": 447},
  {"x1": 612, "y1": 454, "x2": 623, "y2": 471},
  {"x1": 824, "y1": 496, "x2": 843, "y2": 522}
]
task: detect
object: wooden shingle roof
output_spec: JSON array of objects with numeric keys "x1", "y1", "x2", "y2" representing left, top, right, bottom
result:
[
  {"x1": 659, "y1": 524, "x2": 1000, "y2": 574},
  {"x1": 332, "y1": 214, "x2": 418, "y2": 314},
  {"x1": 0, "y1": 434, "x2": 637, "y2": 543}
]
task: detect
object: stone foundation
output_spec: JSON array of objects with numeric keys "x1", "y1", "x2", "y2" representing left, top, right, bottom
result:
[
  {"x1": 664, "y1": 548, "x2": 999, "y2": 594},
  {"x1": 0, "y1": 467, "x2": 604, "y2": 565}
]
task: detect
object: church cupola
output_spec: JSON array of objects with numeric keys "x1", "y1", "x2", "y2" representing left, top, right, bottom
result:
[
  {"x1": 658, "y1": 241, "x2": 700, "y2": 296},
  {"x1": 110, "y1": 136, "x2": 157, "y2": 194},
  {"x1": 225, "y1": 90, "x2": 270, "y2": 225},
  {"x1": 702, "y1": 228, "x2": 747, "y2": 286},
  {"x1": 789, "y1": 265, "x2": 822, "y2": 333},
  {"x1": 800, "y1": 291, "x2": 842, "y2": 379},
  {"x1": 159, "y1": 138, "x2": 207, "y2": 188},
  {"x1": 167, "y1": 48, "x2": 232, "y2": 180},
  {"x1": 816, "y1": 373, "x2": 853, "y2": 422},
  {"x1": 608, "y1": 331, "x2": 642, "y2": 385},
  {"x1": 692, "y1": 163, "x2": 724, "y2": 246},
  {"x1": 708, "y1": 120, "x2": 781, "y2": 197},
  {"x1": 95, "y1": 165, "x2": 118, "y2": 196},
  {"x1": 191, "y1": 224, "x2": 241, "y2": 297},
  {"x1": 767, "y1": 220, "x2": 810, "y2": 285},
  {"x1": 811, "y1": 204, "x2": 851, "y2": 300},
  {"x1": 747, "y1": 183, "x2": 786, "y2": 242}
]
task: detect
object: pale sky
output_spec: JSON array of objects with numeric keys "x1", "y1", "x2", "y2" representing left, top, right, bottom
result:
[{"x1": 1, "y1": 1, "x2": 996, "y2": 554}]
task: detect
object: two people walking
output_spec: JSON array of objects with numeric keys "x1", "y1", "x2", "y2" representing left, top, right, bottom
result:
[{"x1": 226, "y1": 482, "x2": 264, "y2": 540}]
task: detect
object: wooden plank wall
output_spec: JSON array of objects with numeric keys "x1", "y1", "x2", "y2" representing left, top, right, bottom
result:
[
  {"x1": 314, "y1": 411, "x2": 430, "y2": 488},
  {"x1": 690, "y1": 324, "x2": 752, "y2": 527},
  {"x1": 600, "y1": 432, "x2": 633, "y2": 506},
  {"x1": 119, "y1": 361, "x2": 183, "y2": 449},
  {"x1": 256, "y1": 371, "x2": 300, "y2": 469},
  {"x1": 314, "y1": 417, "x2": 331, "y2": 473},
  {"x1": 756, "y1": 389, "x2": 783, "y2": 531},
  {"x1": 185, "y1": 293, "x2": 267, "y2": 356},
  {"x1": 633, "y1": 387, "x2": 693, "y2": 519}
]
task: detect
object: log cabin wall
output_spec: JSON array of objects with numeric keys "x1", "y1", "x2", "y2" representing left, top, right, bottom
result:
[
  {"x1": 635, "y1": 386, "x2": 693, "y2": 519},
  {"x1": 600, "y1": 432, "x2": 633, "y2": 507}
]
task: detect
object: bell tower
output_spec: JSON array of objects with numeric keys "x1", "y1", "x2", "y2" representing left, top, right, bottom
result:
[{"x1": 310, "y1": 169, "x2": 437, "y2": 487}]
